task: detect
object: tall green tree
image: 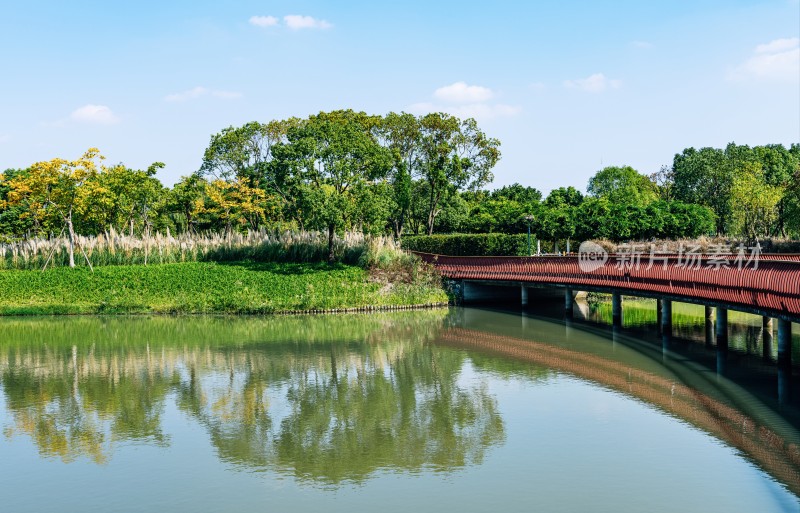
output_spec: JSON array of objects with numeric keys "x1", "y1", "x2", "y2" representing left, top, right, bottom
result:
[
  {"x1": 730, "y1": 162, "x2": 784, "y2": 240},
  {"x1": 417, "y1": 113, "x2": 500, "y2": 235},
  {"x1": 587, "y1": 165, "x2": 657, "y2": 206},
  {"x1": 672, "y1": 147, "x2": 732, "y2": 234},
  {"x1": 379, "y1": 113, "x2": 421, "y2": 238},
  {"x1": 168, "y1": 174, "x2": 207, "y2": 233},
  {"x1": 278, "y1": 110, "x2": 394, "y2": 262}
]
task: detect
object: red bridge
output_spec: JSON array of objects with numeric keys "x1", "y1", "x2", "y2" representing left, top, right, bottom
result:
[{"x1": 414, "y1": 252, "x2": 800, "y2": 365}]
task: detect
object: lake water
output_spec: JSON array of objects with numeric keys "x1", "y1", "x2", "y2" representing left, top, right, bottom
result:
[{"x1": 0, "y1": 306, "x2": 798, "y2": 512}]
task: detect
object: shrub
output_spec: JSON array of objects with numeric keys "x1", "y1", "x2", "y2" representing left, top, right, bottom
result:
[{"x1": 401, "y1": 233, "x2": 530, "y2": 256}]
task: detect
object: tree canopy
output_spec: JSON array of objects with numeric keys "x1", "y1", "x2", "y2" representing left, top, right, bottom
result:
[{"x1": 1, "y1": 117, "x2": 796, "y2": 256}]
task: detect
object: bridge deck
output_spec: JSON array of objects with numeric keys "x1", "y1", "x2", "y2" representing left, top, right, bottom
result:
[{"x1": 415, "y1": 253, "x2": 800, "y2": 321}]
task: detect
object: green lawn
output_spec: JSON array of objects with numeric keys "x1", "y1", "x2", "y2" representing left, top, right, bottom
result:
[{"x1": 0, "y1": 261, "x2": 448, "y2": 315}]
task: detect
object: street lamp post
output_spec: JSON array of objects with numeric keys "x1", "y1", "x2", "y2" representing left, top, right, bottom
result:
[{"x1": 523, "y1": 215, "x2": 534, "y2": 256}]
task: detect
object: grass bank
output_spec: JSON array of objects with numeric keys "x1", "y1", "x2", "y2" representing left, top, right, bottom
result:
[{"x1": 0, "y1": 261, "x2": 448, "y2": 315}]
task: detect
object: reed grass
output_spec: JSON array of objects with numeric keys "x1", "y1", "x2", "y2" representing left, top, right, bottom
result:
[{"x1": 0, "y1": 229, "x2": 377, "y2": 270}]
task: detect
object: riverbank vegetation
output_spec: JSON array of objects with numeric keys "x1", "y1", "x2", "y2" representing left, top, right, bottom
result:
[
  {"x1": 0, "y1": 233, "x2": 447, "y2": 314},
  {"x1": 0, "y1": 260, "x2": 447, "y2": 315}
]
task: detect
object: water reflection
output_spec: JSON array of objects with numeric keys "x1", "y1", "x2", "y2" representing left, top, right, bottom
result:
[
  {"x1": 583, "y1": 299, "x2": 800, "y2": 363},
  {"x1": 0, "y1": 311, "x2": 798, "y2": 499},
  {"x1": 0, "y1": 313, "x2": 505, "y2": 484}
]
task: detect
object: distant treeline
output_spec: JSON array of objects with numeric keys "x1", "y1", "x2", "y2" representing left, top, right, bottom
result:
[{"x1": 1, "y1": 109, "x2": 798, "y2": 263}]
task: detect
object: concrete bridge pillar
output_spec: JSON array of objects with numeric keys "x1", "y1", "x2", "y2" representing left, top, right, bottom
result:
[
  {"x1": 565, "y1": 288, "x2": 573, "y2": 318},
  {"x1": 661, "y1": 300, "x2": 672, "y2": 338},
  {"x1": 612, "y1": 292, "x2": 623, "y2": 328},
  {"x1": 716, "y1": 307, "x2": 728, "y2": 375},
  {"x1": 705, "y1": 306, "x2": 715, "y2": 347},
  {"x1": 656, "y1": 300, "x2": 663, "y2": 334},
  {"x1": 521, "y1": 285, "x2": 528, "y2": 306},
  {"x1": 777, "y1": 319, "x2": 792, "y2": 369},
  {"x1": 715, "y1": 308, "x2": 728, "y2": 349},
  {"x1": 763, "y1": 317, "x2": 773, "y2": 361}
]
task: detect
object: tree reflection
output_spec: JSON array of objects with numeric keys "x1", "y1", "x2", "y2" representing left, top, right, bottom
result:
[
  {"x1": 176, "y1": 341, "x2": 505, "y2": 484},
  {"x1": 0, "y1": 312, "x2": 505, "y2": 484},
  {"x1": 2, "y1": 346, "x2": 174, "y2": 463}
]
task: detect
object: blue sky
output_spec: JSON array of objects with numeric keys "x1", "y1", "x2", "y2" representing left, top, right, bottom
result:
[{"x1": 1, "y1": 0, "x2": 798, "y2": 193}]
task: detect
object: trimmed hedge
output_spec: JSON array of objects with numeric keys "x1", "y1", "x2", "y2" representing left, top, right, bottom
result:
[{"x1": 401, "y1": 233, "x2": 530, "y2": 256}]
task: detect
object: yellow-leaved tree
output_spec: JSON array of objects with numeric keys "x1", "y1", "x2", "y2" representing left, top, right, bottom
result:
[
  {"x1": 5, "y1": 148, "x2": 104, "y2": 267},
  {"x1": 197, "y1": 178, "x2": 270, "y2": 234}
]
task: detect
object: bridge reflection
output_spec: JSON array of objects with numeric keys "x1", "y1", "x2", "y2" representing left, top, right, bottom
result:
[{"x1": 437, "y1": 317, "x2": 800, "y2": 497}]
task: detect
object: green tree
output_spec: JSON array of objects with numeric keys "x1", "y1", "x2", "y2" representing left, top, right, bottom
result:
[
  {"x1": 490, "y1": 183, "x2": 542, "y2": 204},
  {"x1": 672, "y1": 147, "x2": 732, "y2": 234},
  {"x1": 417, "y1": 113, "x2": 500, "y2": 235},
  {"x1": 575, "y1": 197, "x2": 613, "y2": 241},
  {"x1": 79, "y1": 162, "x2": 166, "y2": 236},
  {"x1": 167, "y1": 174, "x2": 207, "y2": 233},
  {"x1": 378, "y1": 112, "x2": 421, "y2": 238},
  {"x1": 200, "y1": 121, "x2": 289, "y2": 185},
  {"x1": 587, "y1": 165, "x2": 657, "y2": 206},
  {"x1": 730, "y1": 162, "x2": 784, "y2": 239},
  {"x1": 544, "y1": 186, "x2": 583, "y2": 208},
  {"x1": 278, "y1": 110, "x2": 394, "y2": 262}
]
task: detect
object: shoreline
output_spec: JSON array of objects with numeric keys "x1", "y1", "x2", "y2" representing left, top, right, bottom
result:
[
  {"x1": 0, "y1": 302, "x2": 451, "y2": 318},
  {"x1": 0, "y1": 261, "x2": 450, "y2": 316}
]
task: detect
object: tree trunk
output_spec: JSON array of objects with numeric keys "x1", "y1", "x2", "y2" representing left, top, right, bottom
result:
[
  {"x1": 427, "y1": 184, "x2": 437, "y2": 235},
  {"x1": 327, "y1": 224, "x2": 336, "y2": 264},
  {"x1": 392, "y1": 220, "x2": 400, "y2": 240},
  {"x1": 66, "y1": 213, "x2": 76, "y2": 268}
]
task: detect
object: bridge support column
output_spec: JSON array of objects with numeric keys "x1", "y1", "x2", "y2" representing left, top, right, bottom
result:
[
  {"x1": 715, "y1": 308, "x2": 728, "y2": 375},
  {"x1": 763, "y1": 317, "x2": 774, "y2": 361},
  {"x1": 521, "y1": 285, "x2": 528, "y2": 307},
  {"x1": 656, "y1": 300, "x2": 663, "y2": 334},
  {"x1": 777, "y1": 319, "x2": 792, "y2": 369},
  {"x1": 612, "y1": 293, "x2": 622, "y2": 328},
  {"x1": 715, "y1": 308, "x2": 728, "y2": 349},
  {"x1": 565, "y1": 288, "x2": 573, "y2": 318},
  {"x1": 705, "y1": 306, "x2": 715, "y2": 347},
  {"x1": 660, "y1": 300, "x2": 672, "y2": 337}
]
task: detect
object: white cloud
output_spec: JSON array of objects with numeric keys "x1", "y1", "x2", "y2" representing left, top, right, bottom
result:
[
  {"x1": 0, "y1": 134, "x2": 9, "y2": 143},
  {"x1": 756, "y1": 37, "x2": 799, "y2": 54},
  {"x1": 730, "y1": 37, "x2": 799, "y2": 81},
  {"x1": 407, "y1": 102, "x2": 520, "y2": 120},
  {"x1": 249, "y1": 15, "x2": 279, "y2": 27},
  {"x1": 165, "y1": 86, "x2": 242, "y2": 102},
  {"x1": 70, "y1": 104, "x2": 119, "y2": 124},
  {"x1": 631, "y1": 40, "x2": 652, "y2": 49},
  {"x1": 434, "y1": 81, "x2": 494, "y2": 103},
  {"x1": 564, "y1": 73, "x2": 622, "y2": 92},
  {"x1": 284, "y1": 15, "x2": 332, "y2": 30},
  {"x1": 411, "y1": 82, "x2": 519, "y2": 120},
  {"x1": 211, "y1": 90, "x2": 243, "y2": 100},
  {"x1": 165, "y1": 86, "x2": 207, "y2": 102}
]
